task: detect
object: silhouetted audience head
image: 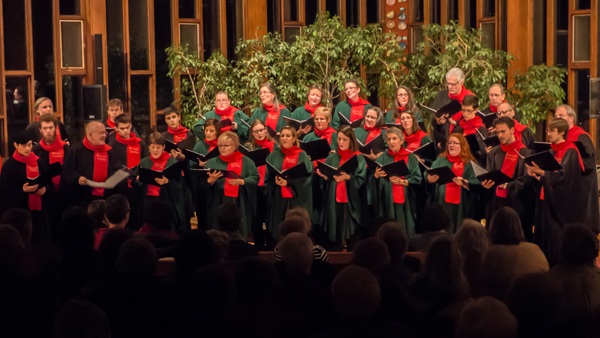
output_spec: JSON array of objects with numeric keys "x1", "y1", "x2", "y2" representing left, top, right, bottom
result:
[
  {"x1": 376, "y1": 221, "x2": 408, "y2": 263},
  {"x1": 0, "y1": 224, "x2": 23, "y2": 275},
  {"x1": 455, "y1": 297, "x2": 517, "y2": 338},
  {"x1": 115, "y1": 238, "x2": 158, "y2": 284},
  {"x1": 142, "y1": 199, "x2": 174, "y2": 231},
  {"x1": 331, "y1": 266, "x2": 381, "y2": 319},
  {"x1": 187, "y1": 264, "x2": 236, "y2": 315},
  {"x1": 175, "y1": 230, "x2": 218, "y2": 278},
  {"x1": 559, "y1": 223, "x2": 599, "y2": 266},
  {"x1": 207, "y1": 229, "x2": 229, "y2": 260},
  {"x1": 277, "y1": 233, "x2": 313, "y2": 275},
  {"x1": 1, "y1": 208, "x2": 32, "y2": 244},
  {"x1": 104, "y1": 194, "x2": 130, "y2": 226},
  {"x1": 279, "y1": 216, "x2": 310, "y2": 238},
  {"x1": 455, "y1": 219, "x2": 488, "y2": 257},
  {"x1": 234, "y1": 257, "x2": 278, "y2": 303},
  {"x1": 87, "y1": 199, "x2": 107, "y2": 229},
  {"x1": 352, "y1": 237, "x2": 391, "y2": 281},
  {"x1": 488, "y1": 207, "x2": 525, "y2": 245},
  {"x1": 419, "y1": 204, "x2": 451, "y2": 232},
  {"x1": 53, "y1": 300, "x2": 110, "y2": 338},
  {"x1": 60, "y1": 207, "x2": 95, "y2": 254},
  {"x1": 285, "y1": 206, "x2": 311, "y2": 231},
  {"x1": 217, "y1": 203, "x2": 242, "y2": 233},
  {"x1": 97, "y1": 228, "x2": 134, "y2": 279}
]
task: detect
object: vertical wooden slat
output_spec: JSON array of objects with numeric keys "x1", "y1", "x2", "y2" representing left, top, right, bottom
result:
[
  {"x1": 149, "y1": 0, "x2": 157, "y2": 127},
  {"x1": 547, "y1": 0, "x2": 555, "y2": 66},
  {"x1": 172, "y1": 0, "x2": 181, "y2": 112},
  {"x1": 219, "y1": 0, "x2": 227, "y2": 58},
  {"x1": 441, "y1": 0, "x2": 448, "y2": 24},
  {"x1": 25, "y1": 0, "x2": 35, "y2": 122},
  {"x1": 0, "y1": 0, "x2": 7, "y2": 157},
  {"x1": 458, "y1": 0, "x2": 465, "y2": 25},
  {"x1": 424, "y1": 0, "x2": 431, "y2": 25}
]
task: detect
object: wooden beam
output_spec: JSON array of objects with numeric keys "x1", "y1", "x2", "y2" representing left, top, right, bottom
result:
[
  {"x1": 546, "y1": 0, "x2": 555, "y2": 66},
  {"x1": 505, "y1": 0, "x2": 529, "y2": 88}
]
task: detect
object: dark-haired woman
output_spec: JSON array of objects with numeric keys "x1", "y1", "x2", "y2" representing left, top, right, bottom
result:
[
  {"x1": 292, "y1": 84, "x2": 323, "y2": 137},
  {"x1": 354, "y1": 107, "x2": 387, "y2": 160},
  {"x1": 331, "y1": 79, "x2": 372, "y2": 130},
  {"x1": 425, "y1": 133, "x2": 479, "y2": 233},
  {"x1": 249, "y1": 83, "x2": 292, "y2": 136},
  {"x1": 386, "y1": 86, "x2": 424, "y2": 127}
]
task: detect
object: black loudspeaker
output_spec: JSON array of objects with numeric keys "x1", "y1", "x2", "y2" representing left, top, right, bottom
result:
[
  {"x1": 82, "y1": 85, "x2": 107, "y2": 121},
  {"x1": 590, "y1": 78, "x2": 600, "y2": 119},
  {"x1": 94, "y1": 34, "x2": 104, "y2": 85}
]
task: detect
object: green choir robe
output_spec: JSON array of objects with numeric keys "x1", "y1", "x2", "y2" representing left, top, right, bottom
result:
[
  {"x1": 321, "y1": 152, "x2": 368, "y2": 243},
  {"x1": 373, "y1": 151, "x2": 422, "y2": 237},
  {"x1": 424, "y1": 157, "x2": 480, "y2": 233},
  {"x1": 264, "y1": 149, "x2": 313, "y2": 240},
  {"x1": 192, "y1": 109, "x2": 251, "y2": 142},
  {"x1": 204, "y1": 155, "x2": 259, "y2": 239},
  {"x1": 331, "y1": 101, "x2": 373, "y2": 130},
  {"x1": 291, "y1": 106, "x2": 315, "y2": 121},
  {"x1": 249, "y1": 106, "x2": 292, "y2": 133},
  {"x1": 190, "y1": 140, "x2": 218, "y2": 230},
  {"x1": 353, "y1": 127, "x2": 388, "y2": 149}
]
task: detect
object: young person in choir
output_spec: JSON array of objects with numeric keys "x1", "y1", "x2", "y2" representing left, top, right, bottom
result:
[
  {"x1": 487, "y1": 101, "x2": 535, "y2": 150},
  {"x1": 526, "y1": 118, "x2": 594, "y2": 264},
  {"x1": 316, "y1": 125, "x2": 367, "y2": 249},
  {"x1": 425, "y1": 133, "x2": 479, "y2": 233},
  {"x1": 0, "y1": 130, "x2": 50, "y2": 245},
  {"x1": 32, "y1": 114, "x2": 70, "y2": 242},
  {"x1": 292, "y1": 84, "x2": 323, "y2": 137},
  {"x1": 136, "y1": 132, "x2": 188, "y2": 234},
  {"x1": 481, "y1": 117, "x2": 535, "y2": 239},
  {"x1": 264, "y1": 126, "x2": 313, "y2": 241},
  {"x1": 386, "y1": 86, "x2": 424, "y2": 126},
  {"x1": 399, "y1": 111, "x2": 432, "y2": 158},
  {"x1": 354, "y1": 107, "x2": 387, "y2": 160},
  {"x1": 452, "y1": 95, "x2": 487, "y2": 165},
  {"x1": 162, "y1": 106, "x2": 196, "y2": 152},
  {"x1": 26, "y1": 97, "x2": 69, "y2": 143},
  {"x1": 249, "y1": 83, "x2": 292, "y2": 136},
  {"x1": 331, "y1": 79, "x2": 372, "y2": 130},
  {"x1": 61, "y1": 121, "x2": 122, "y2": 208},
  {"x1": 104, "y1": 98, "x2": 138, "y2": 144},
  {"x1": 204, "y1": 131, "x2": 259, "y2": 239},
  {"x1": 193, "y1": 91, "x2": 250, "y2": 143},
  {"x1": 373, "y1": 127, "x2": 422, "y2": 237},
  {"x1": 245, "y1": 119, "x2": 278, "y2": 249}
]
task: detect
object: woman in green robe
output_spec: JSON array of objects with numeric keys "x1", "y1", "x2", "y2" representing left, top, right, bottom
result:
[
  {"x1": 373, "y1": 127, "x2": 422, "y2": 237},
  {"x1": 249, "y1": 83, "x2": 292, "y2": 136},
  {"x1": 331, "y1": 79, "x2": 372, "y2": 130},
  {"x1": 385, "y1": 86, "x2": 424, "y2": 126},
  {"x1": 264, "y1": 126, "x2": 313, "y2": 241},
  {"x1": 292, "y1": 84, "x2": 324, "y2": 138},
  {"x1": 425, "y1": 133, "x2": 480, "y2": 233},
  {"x1": 316, "y1": 125, "x2": 367, "y2": 249},
  {"x1": 136, "y1": 132, "x2": 188, "y2": 234},
  {"x1": 193, "y1": 91, "x2": 250, "y2": 143},
  {"x1": 205, "y1": 131, "x2": 259, "y2": 239}
]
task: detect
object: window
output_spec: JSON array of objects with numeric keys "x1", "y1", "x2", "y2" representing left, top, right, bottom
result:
[
  {"x1": 483, "y1": 0, "x2": 495, "y2": 18},
  {"x1": 366, "y1": 0, "x2": 379, "y2": 24},
  {"x1": 480, "y1": 22, "x2": 495, "y2": 50},
  {"x1": 179, "y1": 0, "x2": 196, "y2": 18},
  {"x1": 531, "y1": 0, "x2": 547, "y2": 65},
  {"x1": 448, "y1": 0, "x2": 459, "y2": 22},
  {"x1": 203, "y1": 0, "x2": 220, "y2": 60},
  {"x1": 306, "y1": 0, "x2": 320, "y2": 24},
  {"x1": 180, "y1": 23, "x2": 200, "y2": 55},
  {"x1": 326, "y1": 0, "x2": 338, "y2": 17},
  {"x1": 32, "y1": 0, "x2": 56, "y2": 107},
  {"x1": 129, "y1": 0, "x2": 150, "y2": 70},
  {"x1": 430, "y1": 0, "x2": 441, "y2": 25},
  {"x1": 345, "y1": 0, "x2": 359, "y2": 26},
  {"x1": 573, "y1": 15, "x2": 591, "y2": 62},
  {"x1": 154, "y1": 0, "x2": 173, "y2": 110},
  {"x1": 2, "y1": 0, "x2": 27, "y2": 70},
  {"x1": 284, "y1": 0, "x2": 300, "y2": 22},
  {"x1": 226, "y1": 0, "x2": 244, "y2": 61},
  {"x1": 60, "y1": 21, "x2": 85, "y2": 68}
]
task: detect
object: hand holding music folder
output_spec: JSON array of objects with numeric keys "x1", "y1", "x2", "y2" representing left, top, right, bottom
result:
[
  {"x1": 266, "y1": 162, "x2": 308, "y2": 180},
  {"x1": 364, "y1": 157, "x2": 410, "y2": 181},
  {"x1": 471, "y1": 161, "x2": 514, "y2": 186},
  {"x1": 283, "y1": 116, "x2": 315, "y2": 130},
  {"x1": 300, "y1": 139, "x2": 331, "y2": 161},
  {"x1": 422, "y1": 163, "x2": 457, "y2": 185},
  {"x1": 419, "y1": 100, "x2": 462, "y2": 118},
  {"x1": 522, "y1": 150, "x2": 563, "y2": 171},
  {"x1": 358, "y1": 134, "x2": 386, "y2": 155},
  {"x1": 478, "y1": 111, "x2": 497, "y2": 129},
  {"x1": 164, "y1": 140, "x2": 180, "y2": 153},
  {"x1": 316, "y1": 155, "x2": 359, "y2": 179},
  {"x1": 474, "y1": 128, "x2": 500, "y2": 148},
  {"x1": 219, "y1": 119, "x2": 233, "y2": 129},
  {"x1": 138, "y1": 161, "x2": 184, "y2": 186},
  {"x1": 337, "y1": 111, "x2": 364, "y2": 128},
  {"x1": 182, "y1": 148, "x2": 220, "y2": 163},
  {"x1": 26, "y1": 162, "x2": 62, "y2": 186},
  {"x1": 87, "y1": 169, "x2": 130, "y2": 189},
  {"x1": 238, "y1": 145, "x2": 271, "y2": 167}
]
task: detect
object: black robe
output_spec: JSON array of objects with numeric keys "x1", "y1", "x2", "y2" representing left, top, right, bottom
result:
[
  {"x1": 61, "y1": 142, "x2": 123, "y2": 208},
  {"x1": 431, "y1": 89, "x2": 453, "y2": 153},
  {"x1": 107, "y1": 137, "x2": 149, "y2": 169},
  {"x1": 26, "y1": 120, "x2": 69, "y2": 143},
  {"x1": 161, "y1": 130, "x2": 195, "y2": 225},
  {"x1": 452, "y1": 125, "x2": 488, "y2": 168},
  {"x1": 104, "y1": 120, "x2": 139, "y2": 145},
  {"x1": 570, "y1": 131, "x2": 600, "y2": 234}
]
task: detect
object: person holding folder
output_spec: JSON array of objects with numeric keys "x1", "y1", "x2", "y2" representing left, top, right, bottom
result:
[
  {"x1": 399, "y1": 111, "x2": 432, "y2": 154},
  {"x1": 331, "y1": 79, "x2": 372, "y2": 130},
  {"x1": 136, "y1": 132, "x2": 187, "y2": 234},
  {"x1": 193, "y1": 91, "x2": 250, "y2": 143},
  {"x1": 373, "y1": 127, "x2": 422, "y2": 237},
  {"x1": 489, "y1": 101, "x2": 535, "y2": 150},
  {"x1": 526, "y1": 118, "x2": 592, "y2": 264},
  {"x1": 205, "y1": 131, "x2": 259, "y2": 239},
  {"x1": 249, "y1": 83, "x2": 292, "y2": 137},
  {"x1": 292, "y1": 84, "x2": 324, "y2": 137},
  {"x1": 162, "y1": 107, "x2": 196, "y2": 152},
  {"x1": 424, "y1": 133, "x2": 479, "y2": 233},
  {"x1": 264, "y1": 126, "x2": 313, "y2": 241},
  {"x1": 354, "y1": 107, "x2": 387, "y2": 160},
  {"x1": 316, "y1": 125, "x2": 367, "y2": 249},
  {"x1": 385, "y1": 86, "x2": 424, "y2": 125}
]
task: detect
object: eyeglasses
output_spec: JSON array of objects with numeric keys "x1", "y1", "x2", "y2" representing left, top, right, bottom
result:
[
  {"x1": 497, "y1": 109, "x2": 513, "y2": 115},
  {"x1": 259, "y1": 91, "x2": 272, "y2": 97},
  {"x1": 252, "y1": 128, "x2": 266, "y2": 134},
  {"x1": 446, "y1": 81, "x2": 460, "y2": 87},
  {"x1": 447, "y1": 142, "x2": 461, "y2": 145},
  {"x1": 216, "y1": 100, "x2": 228, "y2": 104},
  {"x1": 345, "y1": 86, "x2": 357, "y2": 91},
  {"x1": 397, "y1": 93, "x2": 409, "y2": 98},
  {"x1": 462, "y1": 108, "x2": 475, "y2": 114}
]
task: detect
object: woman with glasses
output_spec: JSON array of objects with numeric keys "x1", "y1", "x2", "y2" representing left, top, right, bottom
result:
[
  {"x1": 425, "y1": 133, "x2": 479, "y2": 233},
  {"x1": 386, "y1": 86, "x2": 424, "y2": 127},
  {"x1": 249, "y1": 83, "x2": 292, "y2": 137},
  {"x1": 292, "y1": 84, "x2": 324, "y2": 137},
  {"x1": 354, "y1": 107, "x2": 387, "y2": 160},
  {"x1": 331, "y1": 79, "x2": 372, "y2": 130},
  {"x1": 193, "y1": 91, "x2": 250, "y2": 142},
  {"x1": 264, "y1": 126, "x2": 313, "y2": 241}
]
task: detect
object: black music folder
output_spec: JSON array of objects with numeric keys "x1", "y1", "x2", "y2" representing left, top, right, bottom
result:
[
  {"x1": 364, "y1": 157, "x2": 409, "y2": 181},
  {"x1": 265, "y1": 162, "x2": 308, "y2": 180},
  {"x1": 358, "y1": 134, "x2": 386, "y2": 155},
  {"x1": 472, "y1": 162, "x2": 514, "y2": 186},
  {"x1": 139, "y1": 161, "x2": 184, "y2": 186},
  {"x1": 337, "y1": 111, "x2": 364, "y2": 128},
  {"x1": 412, "y1": 142, "x2": 437, "y2": 161},
  {"x1": 524, "y1": 151, "x2": 563, "y2": 171},
  {"x1": 284, "y1": 116, "x2": 315, "y2": 130},
  {"x1": 238, "y1": 145, "x2": 271, "y2": 167},
  {"x1": 300, "y1": 138, "x2": 331, "y2": 161},
  {"x1": 316, "y1": 155, "x2": 359, "y2": 179},
  {"x1": 426, "y1": 165, "x2": 457, "y2": 185},
  {"x1": 182, "y1": 148, "x2": 220, "y2": 163},
  {"x1": 420, "y1": 100, "x2": 462, "y2": 118},
  {"x1": 27, "y1": 162, "x2": 62, "y2": 186}
]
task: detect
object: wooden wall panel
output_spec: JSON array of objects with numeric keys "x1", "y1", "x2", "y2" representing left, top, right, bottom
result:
[
  {"x1": 84, "y1": 0, "x2": 108, "y2": 87},
  {"x1": 245, "y1": 0, "x2": 268, "y2": 39},
  {"x1": 505, "y1": 0, "x2": 528, "y2": 88}
]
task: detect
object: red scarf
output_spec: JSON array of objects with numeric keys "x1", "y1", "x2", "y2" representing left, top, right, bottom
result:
[
  {"x1": 220, "y1": 151, "x2": 244, "y2": 197},
  {"x1": 448, "y1": 86, "x2": 475, "y2": 121},
  {"x1": 83, "y1": 137, "x2": 112, "y2": 196},
  {"x1": 304, "y1": 102, "x2": 321, "y2": 116},
  {"x1": 264, "y1": 104, "x2": 286, "y2": 132},
  {"x1": 106, "y1": 118, "x2": 116, "y2": 129},
  {"x1": 364, "y1": 125, "x2": 382, "y2": 143},
  {"x1": 205, "y1": 138, "x2": 219, "y2": 152},
  {"x1": 444, "y1": 155, "x2": 464, "y2": 204},
  {"x1": 40, "y1": 137, "x2": 66, "y2": 191},
  {"x1": 13, "y1": 151, "x2": 42, "y2": 211},
  {"x1": 168, "y1": 125, "x2": 190, "y2": 143},
  {"x1": 388, "y1": 148, "x2": 411, "y2": 204},
  {"x1": 147, "y1": 151, "x2": 170, "y2": 196},
  {"x1": 256, "y1": 138, "x2": 275, "y2": 187},
  {"x1": 116, "y1": 133, "x2": 142, "y2": 169},
  {"x1": 280, "y1": 146, "x2": 303, "y2": 198},
  {"x1": 540, "y1": 141, "x2": 584, "y2": 200},
  {"x1": 315, "y1": 126, "x2": 336, "y2": 145},
  {"x1": 459, "y1": 116, "x2": 485, "y2": 136},
  {"x1": 513, "y1": 120, "x2": 527, "y2": 144},
  {"x1": 404, "y1": 130, "x2": 427, "y2": 151},
  {"x1": 567, "y1": 126, "x2": 591, "y2": 143},
  {"x1": 215, "y1": 106, "x2": 239, "y2": 132},
  {"x1": 489, "y1": 100, "x2": 507, "y2": 113},
  {"x1": 348, "y1": 97, "x2": 370, "y2": 122},
  {"x1": 496, "y1": 140, "x2": 525, "y2": 197},
  {"x1": 335, "y1": 149, "x2": 356, "y2": 203}
]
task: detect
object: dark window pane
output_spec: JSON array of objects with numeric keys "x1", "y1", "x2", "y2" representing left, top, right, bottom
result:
[
  {"x1": 60, "y1": 0, "x2": 81, "y2": 15},
  {"x1": 484, "y1": 0, "x2": 495, "y2": 17},
  {"x1": 106, "y1": 0, "x2": 127, "y2": 103},
  {"x1": 181, "y1": 24, "x2": 199, "y2": 54},
  {"x1": 62, "y1": 76, "x2": 86, "y2": 144},
  {"x1": 556, "y1": 0, "x2": 568, "y2": 30},
  {"x1": 468, "y1": 0, "x2": 477, "y2": 30},
  {"x1": 532, "y1": 0, "x2": 546, "y2": 65},
  {"x1": 577, "y1": 0, "x2": 591, "y2": 10},
  {"x1": 345, "y1": 0, "x2": 359, "y2": 27},
  {"x1": 32, "y1": 0, "x2": 57, "y2": 106},
  {"x1": 326, "y1": 0, "x2": 338, "y2": 18},
  {"x1": 226, "y1": 0, "x2": 243, "y2": 61},
  {"x1": 284, "y1": 0, "x2": 299, "y2": 22},
  {"x1": 284, "y1": 26, "x2": 301, "y2": 43},
  {"x1": 3, "y1": 0, "x2": 28, "y2": 70},
  {"x1": 0, "y1": 119, "x2": 5, "y2": 157},
  {"x1": 203, "y1": 0, "x2": 220, "y2": 60},
  {"x1": 480, "y1": 22, "x2": 495, "y2": 50},
  {"x1": 305, "y1": 0, "x2": 319, "y2": 25},
  {"x1": 366, "y1": 0, "x2": 379, "y2": 24},
  {"x1": 154, "y1": 0, "x2": 173, "y2": 110},
  {"x1": 412, "y1": 26, "x2": 423, "y2": 51},
  {"x1": 575, "y1": 69, "x2": 590, "y2": 132},
  {"x1": 414, "y1": 0, "x2": 424, "y2": 22},
  {"x1": 6, "y1": 77, "x2": 30, "y2": 154},
  {"x1": 130, "y1": 76, "x2": 151, "y2": 140},
  {"x1": 266, "y1": 0, "x2": 281, "y2": 33},
  {"x1": 448, "y1": 0, "x2": 459, "y2": 22},
  {"x1": 129, "y1": 0, "x2": 149, "y2": 70},
  {"x1": 179, "y1": 0, "x2": 196, "y2": 18},
  {"x1": 61, "y1": 21, "x2": 84, "y2": 68},
  {"x1": 573, "y1": 15, "x2": 591, "y2": 62},
  {"x1": 431, "y1": 0, "x2": 441, "y2": 25}
]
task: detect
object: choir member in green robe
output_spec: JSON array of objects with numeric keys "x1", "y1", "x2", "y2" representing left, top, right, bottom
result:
[
  {"x1": 193, "y1": 91, "x2": 251, "y2": 143},
  {"x1": 425, "y1": 133, "x2": 480, "y2": 233},
  {"x1": 373, "y1": 127, "x2": 422, "y2": 237},
  {"x1": 292, "y1": 84, "x2": 324, "y2": 138},
  {"x1": 385, "y1": 86, "x2": 424, "y2": 126},
  {"x1": 354, "y1": 107, "x2": 388, "y2": 161},
  {"x1": 331, "y1": 79, "x2": 372, "y2": 130},
  {"x1": 205, "y1": 131, "x2": 259, "y2": 239},
  {"x1": 316, "y1": 125, "x2": 367, "y2": 248},
  {"x1": 249, "y1": 83, "x2": 292, "y2": 136},
  {"x1": 264, "y1": 126, "x2": 313, "y2": 241},
  {"x1": 136, "y1": 132, "x2": 188, "y2": 234}
]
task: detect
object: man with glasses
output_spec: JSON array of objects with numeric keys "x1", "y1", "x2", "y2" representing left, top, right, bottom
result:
[
  {"x1": 482, "y1": 84, "x2": 507, "y2": 116},
  {"x1": 193, "y1": 91, "x2": 250, "y2": 143},
  {"x1": 487, "y1": 101, "x2": 535, "y2": 150}
]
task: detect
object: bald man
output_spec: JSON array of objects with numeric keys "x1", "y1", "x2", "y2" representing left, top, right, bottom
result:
[{"x1": 61, "y1": 121, "x2": 123, "y2": 208}]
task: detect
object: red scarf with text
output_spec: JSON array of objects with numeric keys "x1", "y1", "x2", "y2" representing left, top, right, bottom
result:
[
  {"x1": 264, "y1": 104, "x2": 286, "y2": 132},
  {"x1": 540, "y1": 142, "x2": 584, "y2": 200},
  {"x1": 404, "y1": 130, "x2": 427, "y2": 151},
  {"x1": 315, "y1": 126, "x2": 336, "y2": 145},
  {"x1": 280, "y1": 145, "x2": 303, "y2": 198},
  {"x1": 489, "y1": 100, "x2": 507, "y2": 113},
  {"x1": 13, "y1": 151, "x2": 42, "y2": 210},
  {"x1": 304, "y1": 102, "x2": 321, "y2": 117},
  {"x1": 147, "y1": 151, "x2": 170, "y2": 197},
  {"x1": 445, "y1": 155, "x2": 465, "y2": 204},
  {"x1": 168, "y1": 125, "x2": 190, "y2": 143},
  {"x1": 221, "y1": 151, "x2": 244, "y2": 197},
  {"x1": 256, "y1": 138, "x2": 275, "y2": 186},
  {"x1": 116, "y1": 133, "x2": 142, "y2": 169},
  {"x1": 459, "y1": 116, "x2": 485, "y2": 136},
  {"x1": 205, "y1": 138, "x2": 219, "y2": 153},
  {"x1": 348, "y1": 97, "x2": 370, "y2": 122},
  {"x1": 364, "y1": 125, "x2": 382, "y2": 143},
  {"x1": 83, "y1": 137, "x2": 112, "y2": 196},
  {"x1": 496, "y1": 140, "x2": 525, "y2": 197},
  {"x1": 215, "y1": 106, "x2": 239, "y2": 132},
  {"x1": 335, "y1": 149, "x2": 357, "y2": 203},
  {"x1": 40, "y1": 137, "x2": 67, "y2": 191},
  {"x1": 388, "y1": 148, "x2": 411, "y2": 204}
]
